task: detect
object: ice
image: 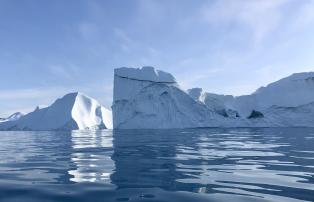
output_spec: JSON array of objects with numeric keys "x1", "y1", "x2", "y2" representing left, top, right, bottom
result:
[
  {"x1": 115, "y1": 66, "x2": 176, "y2": 83},
  {"x1": 0, "y1": 92, "x2": 112, "y2": 130},
  {"x1": 114, "y1": 66, "x2": 314, "y2": 128},
  {"x1": 112, "y1": 66, "x2": 222, "y2": 129},
  {"x1": 0, "y1": 112, "x2": 24, "y2": 123}
]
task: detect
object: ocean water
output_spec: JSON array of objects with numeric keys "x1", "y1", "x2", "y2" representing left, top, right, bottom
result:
[{"x1": 0, "y1": 128, "x2": 313, "y2": 202}]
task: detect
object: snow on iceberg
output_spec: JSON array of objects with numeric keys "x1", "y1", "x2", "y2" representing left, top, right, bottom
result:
[{"x1": 0, "y1": 92, "x2": 112, "y2": 131}]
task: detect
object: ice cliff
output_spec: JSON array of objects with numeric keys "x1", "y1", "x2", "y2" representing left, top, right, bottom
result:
[{"x1": 0, "y1": 92, "x2": 112, "y2": 130}]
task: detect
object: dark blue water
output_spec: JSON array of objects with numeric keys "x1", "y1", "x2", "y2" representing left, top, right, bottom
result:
[{"x1": 0, "y1": 128, "x2": 313, "y2": 202}]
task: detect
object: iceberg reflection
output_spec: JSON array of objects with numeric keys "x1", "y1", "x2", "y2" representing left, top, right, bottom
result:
[{"x1": 68, "y1": 130, "x2": 115, "y2": 184}]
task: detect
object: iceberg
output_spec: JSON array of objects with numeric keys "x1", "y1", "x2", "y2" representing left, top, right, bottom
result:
[
  {"x1": 0, "y1": 92, "x2": 112, "y2": 130},
  {"x1": 2, "y1": 67, "x2": 313, "y2": 130},
  {"x1": 114, "y1": 66, "x2": 314, "y2": 129},
  {"x1": 112, "y1": 66, "x2": 223, "y2": 129},
  {"x1": 188, "y1": 72, "x2": 314, "y2": 119},
  {"x1": 0, "y1": 112, "x2": 24, "y2": 123}
]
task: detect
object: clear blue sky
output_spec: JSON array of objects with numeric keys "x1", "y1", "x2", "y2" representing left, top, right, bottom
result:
[{"x1": 1, "y1": 0, "x2": 314, "y2": 117}]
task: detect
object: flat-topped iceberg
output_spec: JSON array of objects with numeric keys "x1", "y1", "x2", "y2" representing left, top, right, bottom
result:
[{"x1": 0, "y1": 92, "x2": 112, "y2": 131}]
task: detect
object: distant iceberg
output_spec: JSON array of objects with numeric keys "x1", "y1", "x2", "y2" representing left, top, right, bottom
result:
[
  {"x1": 113, "y1": 66, "x2": 314, "y2": 129},
  {"x1": 0, "y1": 112, "x2": 24, "y2": 123},
  {"x1": 0, "y1": 92, "x2": 112, "y2": 131}
]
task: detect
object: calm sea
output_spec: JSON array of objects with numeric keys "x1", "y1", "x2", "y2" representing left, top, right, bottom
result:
[{"x1": 0, "y1": 128, "x2": 313, "y2": 202}]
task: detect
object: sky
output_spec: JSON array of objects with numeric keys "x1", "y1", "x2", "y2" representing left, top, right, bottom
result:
[{"x1": 0, "y1": 0, "x2": 314, "y2": 117}]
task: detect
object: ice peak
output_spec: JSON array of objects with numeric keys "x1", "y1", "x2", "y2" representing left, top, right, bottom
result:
[
  {"x1": 63, "y1": 92, "x2": 81, "y2": 98},
  {"x1": 114, "y1": 66, "x2": 176, "y2": 83}
]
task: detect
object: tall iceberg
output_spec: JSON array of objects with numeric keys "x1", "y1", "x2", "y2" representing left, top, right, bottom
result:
[{"x1": 112, "y1": 66, "x2": 222, "y2": 129}]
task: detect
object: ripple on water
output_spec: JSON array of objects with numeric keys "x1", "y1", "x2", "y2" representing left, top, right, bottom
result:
[{"x1": 0, "y1": 128, "x2": 313, "y2": 202}]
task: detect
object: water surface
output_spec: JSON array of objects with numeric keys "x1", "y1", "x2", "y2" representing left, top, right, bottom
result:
[{"x1": 0, "y1": 128, "x2": 313, "y2": 202}]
